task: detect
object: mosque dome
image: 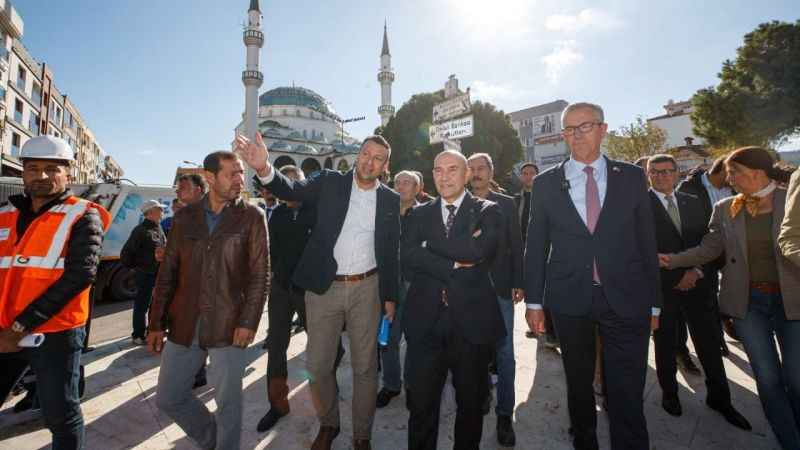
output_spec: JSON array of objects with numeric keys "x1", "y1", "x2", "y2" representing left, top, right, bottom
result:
[{"x1": 259, "y1": 86, "x2": 338, "y2": 118}]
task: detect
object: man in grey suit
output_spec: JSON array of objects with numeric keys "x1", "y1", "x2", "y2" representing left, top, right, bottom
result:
[{"x1": 525, "y1": 102, "x2": 662, "y2": 450}]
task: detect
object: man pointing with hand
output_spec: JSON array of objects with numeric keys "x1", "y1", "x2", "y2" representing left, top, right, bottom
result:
[{"x1": 237, "y1": 132, "x2": 399, "y2": 450}]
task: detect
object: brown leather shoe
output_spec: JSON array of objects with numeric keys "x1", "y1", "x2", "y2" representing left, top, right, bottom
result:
[
  {"x1": 353, "y1": 439, "x2": 372, "y2": 450},
  {"x1": 310, "y1": 426, "x2": 340, "y2": 450}
]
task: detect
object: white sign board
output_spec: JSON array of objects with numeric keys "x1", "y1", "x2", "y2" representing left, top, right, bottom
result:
[
  {"x1": 432, "y1": 92, "x2": 471, "y2": 123},
  {"x1": 429, "y1": 115, "x2": 474, "y2": 144}
]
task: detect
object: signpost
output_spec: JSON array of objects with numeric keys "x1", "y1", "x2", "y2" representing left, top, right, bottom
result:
[{"x1": 429, "y1": 75, "x2": 472, "y2": 152}]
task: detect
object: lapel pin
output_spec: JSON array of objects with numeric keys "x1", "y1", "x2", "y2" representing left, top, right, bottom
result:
[{"x1": 612, "y1": 166, "x2": 621, "y2": 173}]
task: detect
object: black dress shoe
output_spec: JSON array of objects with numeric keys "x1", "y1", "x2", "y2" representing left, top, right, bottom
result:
[
  {"x1": 497, "y1": 414, "x2": 516, "y2": 446},
  {"x1": 257, "y1": 408, "x2": 287, "y2": 432},
  {"x1": 708, "y1": 402, "x2": 752, "y2": 430},
  {"x1": 662, "y1": 395, "x2": 682, "y2": 416},
  {"x1": 376, "y1": 388, "x2": 400, "y2": 408},
  {"x1": 676, "y1": 352, "x2": 702, "y2": 376}
]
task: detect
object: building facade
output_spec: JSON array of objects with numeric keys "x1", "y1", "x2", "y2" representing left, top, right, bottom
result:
[
  {"x1": 0, "y1": 0, "x2": 121, "y2": 182},
  {"x1": 509, "y1": 100, "x2": 570, "y2": 171},
  {"x1": 647, "y1": 99, "x2": 705, "y2": 150}
]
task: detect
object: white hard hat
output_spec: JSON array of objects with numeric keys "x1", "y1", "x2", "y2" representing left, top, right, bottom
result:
[{"x1": 19, "y1": 135, "x2": 75, "y2": 162}]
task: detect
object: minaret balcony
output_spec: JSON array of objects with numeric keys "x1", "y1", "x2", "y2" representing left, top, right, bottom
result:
[
  {"x1": 242, "y1": 70, "x2": 264, "y2": 87},
  {"x1": 378, "y1": 71, "x2": 395, "y2": 83},
  {"x1": 243, "y1": 29, "x2": 264, "y2": 47},
  {"x1": 378, "y1": 105, "x2": 396, "y2": 115}
]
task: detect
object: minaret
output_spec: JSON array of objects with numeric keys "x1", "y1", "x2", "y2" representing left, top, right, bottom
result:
[
  {"x1": 242, "y1": 0, "x2": 264, "y2": 141},
  {"x1": 377, "y1": 22, "x2": 395, "y2": 127}
]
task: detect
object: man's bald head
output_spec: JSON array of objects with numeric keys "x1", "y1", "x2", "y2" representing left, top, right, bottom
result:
[{"x1": 434, "y1": 150, "x2": 468, "y2": 168}]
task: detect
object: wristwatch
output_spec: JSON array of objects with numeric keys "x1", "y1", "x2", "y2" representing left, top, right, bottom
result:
[{"x1": 11, "y1": 321, "x2": 26, "y2": 333}]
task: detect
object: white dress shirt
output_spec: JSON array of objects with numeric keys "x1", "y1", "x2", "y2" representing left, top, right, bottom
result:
[
  {"x1": 441, "y1": 190, "x2": 467, "y2": 226},
  {"x1": 259, "y1": 169, "x2": 378, "y2": 275},
  {"x1": 701, "y1": 172, "x2": 733, "y2": 206},
  {"x1": 565, "y1": 155, "x2": 608, "y2": 222}
]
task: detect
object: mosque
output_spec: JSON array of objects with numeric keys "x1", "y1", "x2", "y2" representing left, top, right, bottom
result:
[{"x1": 235, "y1": 1, "x2": 395, "y2": 176}]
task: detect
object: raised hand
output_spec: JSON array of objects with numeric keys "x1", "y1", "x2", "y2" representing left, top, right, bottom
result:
[{"x1": 234, "y1": 132, "x2": 270, "y2": 177}]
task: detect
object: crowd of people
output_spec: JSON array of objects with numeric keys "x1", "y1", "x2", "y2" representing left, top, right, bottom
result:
[{"x1": 1, "y1": 100, "x2": 800, "y2": 450}]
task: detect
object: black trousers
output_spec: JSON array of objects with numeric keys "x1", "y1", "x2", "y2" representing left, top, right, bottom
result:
[
  {"x1": 406, "y1": 309, "x2": 493, "y2": 450},
  {"x1": 552, "y1": 286, "x2": 650, "y2": 450},
  {"x1": 654, "y1": 287, "x2": 731, "y2": 405},
  {"x1": 676, "y1": 278, "x2": 725, "y2": 353},
  {"x1": 266, "y1": 282, "x2": 307, "y2": 381}
]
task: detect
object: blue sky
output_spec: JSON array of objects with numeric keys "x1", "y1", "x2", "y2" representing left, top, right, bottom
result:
[{"x1": 14, "y1": 0, "x2": 799, "y2": 185}]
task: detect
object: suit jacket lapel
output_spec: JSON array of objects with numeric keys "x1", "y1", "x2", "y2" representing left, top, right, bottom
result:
[
  {"x1": 558, "y1": 160, "x2": 590, "y2": 236},
  {"x1": 332, "y1": 170, "x2": 355, "y2": 238},
  {"x1": 595, "y1": 157, "x2": 622, "y2": 234},
  {"x1": 732, "y1": 208, "x2": 748, "y2": 265},
  {"x1": 430, "y1": 197, "x2": 447, "y2": 239},
  {"x1": 451, "y1": 191, "x2": 474, "y2": 238},
  {"x1": 650, "y1": 191, "x2": 682, "y2": 239}
]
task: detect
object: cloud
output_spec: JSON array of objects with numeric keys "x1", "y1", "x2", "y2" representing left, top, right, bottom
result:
[
  {"x1": 542, "y1": 41, "x2": 584, "y2": 84},
  {"x1": 471, "y1": 81, "x2": 515, "y2": 104},
  {"x1": 545, "y1": 9, "x2": 623, "y2": 33}
]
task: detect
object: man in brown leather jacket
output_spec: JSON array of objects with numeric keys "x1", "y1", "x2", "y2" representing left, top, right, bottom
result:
[{"x1": 147, "y1": 151, "x2": 269, "y2": 450}]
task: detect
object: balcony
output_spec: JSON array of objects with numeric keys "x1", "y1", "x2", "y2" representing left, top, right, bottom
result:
[
  {"x1": 242, "y1": 69, "x2": 263, "y2": 87},
  {"x1": 378, "y1": 105, "x2": 396, "y2": 115},
  {"x1": 243, "y1": 29, "x2": 264, "y2": 47}
]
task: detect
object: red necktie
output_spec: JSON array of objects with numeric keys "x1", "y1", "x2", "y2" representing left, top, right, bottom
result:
[{"x1": 584, "y1": 166, "x2": 601, "y2": 283}]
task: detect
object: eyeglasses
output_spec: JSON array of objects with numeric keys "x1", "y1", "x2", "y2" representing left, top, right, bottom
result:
[
  {"x1": 562, "y1": 121, "x2": 603, "y2": 136},
  {"x1": 648, "y1": 168, "x2": 677, "y2": 176}
]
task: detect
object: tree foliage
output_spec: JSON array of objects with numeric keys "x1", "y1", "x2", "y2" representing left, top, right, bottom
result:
[
  {"x1": 379, "y1": 91, "x2": 523, "y2": 194},
  {"x1": 691, "y1": 20, "x2": 800, "y2": 148},
  {"x1": 602, "y1": 116, "x2": 667, "y2": 162}
]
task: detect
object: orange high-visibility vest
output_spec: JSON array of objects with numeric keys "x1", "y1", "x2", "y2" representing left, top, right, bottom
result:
[{"x1": 0, "y1": 195, "x2": 111, "y2": 333}]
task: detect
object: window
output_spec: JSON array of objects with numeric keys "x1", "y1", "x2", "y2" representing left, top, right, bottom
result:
[
  {"x1": 64, "y1": 109, "x2": 72, "y2": 129},
  {"x1": 0, "y1": 85, "x2": 5, "y2": 101},
  {"x1": 32, "y1": 82, "x2": 42, "y2": 106},
  {"x1": 16, "y1": 66, "x2": 25, "y2": 91},
  {"x1": 11, "y1": 133, "x2": 20, "y2": 156},
  {"x1": 29, "y1": 112, "x2": 39, "y2": 135},
  {"x1": 14, "y1": 99, "x2": 22, "y2": 123}
]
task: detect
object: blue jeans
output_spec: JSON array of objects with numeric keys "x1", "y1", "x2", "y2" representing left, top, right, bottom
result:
[
  {"x1": 494, "y1": 296, "x2": 516, "y2": 417},
  {"x1": 381, "y1": 281, "x2": 408, "y2": 392},
  {"x1": 25, "y1": 327, "x2": 86, "y2": 450},
  {"x1": 733, "y1": 291, "x2": 800, "y2": 450},
  {"x1": 132, "y1": 270, "x2": 157, "y2": 339}
]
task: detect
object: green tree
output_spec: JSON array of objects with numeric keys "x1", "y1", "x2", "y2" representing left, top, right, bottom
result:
[
  {"x1": 380, "y1": 91, "x2": 523, "y2": 194},
  {"x1": 603, "y1": 116, "x2": 667, "y2": 162},
  {"x1": 691, "y1": 20, "x2": 800, "y2": 148}
]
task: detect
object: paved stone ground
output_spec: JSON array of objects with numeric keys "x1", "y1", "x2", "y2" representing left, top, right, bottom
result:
[{"x1": 0, "y1": 302, "x2": 782, "y2": 449}]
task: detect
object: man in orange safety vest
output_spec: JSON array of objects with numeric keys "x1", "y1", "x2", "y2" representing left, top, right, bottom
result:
[{"x1": 0, "y1": 135, "x2": 109, "y2": 450}]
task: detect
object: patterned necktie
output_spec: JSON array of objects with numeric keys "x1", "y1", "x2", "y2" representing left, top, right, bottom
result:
[
  {"x1": 583, "y1": 166, "x2": 601, "y2": 283},
  {"x1": 445, "y1": 204, "x2": 457, "y2": 237},
  {"x1": 665, "y1": 194, "x2": 682, "y2": 233}
]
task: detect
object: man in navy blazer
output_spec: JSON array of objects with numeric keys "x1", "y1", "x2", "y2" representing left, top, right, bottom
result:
[
  {"x1": 402, "y1": 150, "x2": 506, "y2": 450},
  {"x1": 524, "y1": 102, "x2": 662, "y2": 450},
  {"x1": 237, "y1": 133, "x2": 400, "y2": 450}
]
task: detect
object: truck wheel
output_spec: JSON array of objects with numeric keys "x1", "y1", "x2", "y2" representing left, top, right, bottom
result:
[{"x1": 110, "y1": 266, "x2": 138, "y2": 302}]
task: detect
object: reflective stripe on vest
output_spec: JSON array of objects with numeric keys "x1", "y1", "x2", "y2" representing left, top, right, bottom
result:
[{"x1": 0, "y1": 196, "x2": 110, "y2": 332}]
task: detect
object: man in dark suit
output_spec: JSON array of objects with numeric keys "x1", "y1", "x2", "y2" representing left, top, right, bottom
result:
[
  {"x1": 677, "y1": 156, "x2": 734, "y2": 357},
  {"x1": 237, "y1": 134, "x2": 400, "y2": 450},
  {"x1": 467, "y1": 152, "x2": 523, "y2": 446},
  {"x1": 646, "y1": 154, "x2": 750, "y2": 428},
  {"x1": 525, "y1": 102, "x2": 661, "y2": 450},
  {"x1": 403, "y1": 150, "x2": 505, "y2": 450}
]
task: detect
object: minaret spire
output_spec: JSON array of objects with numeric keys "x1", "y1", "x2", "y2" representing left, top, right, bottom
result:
[
  {"x1": 378, "y1": 22, "x2": 395, "y2": 127},
  {"x1": 249, "y1": 0, "x2": 260, "y2": 12},
  {"x1": 381, "y1": 21, "x2": 390, "y2": 56}
]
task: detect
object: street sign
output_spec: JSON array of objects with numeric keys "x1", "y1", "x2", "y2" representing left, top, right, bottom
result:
[
  {"x1": 429, "y1": 115, "x2": 474, "y2": 144},
  {"x1": 432, "y1": 92, "x2": 471, "y2": 123}
]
